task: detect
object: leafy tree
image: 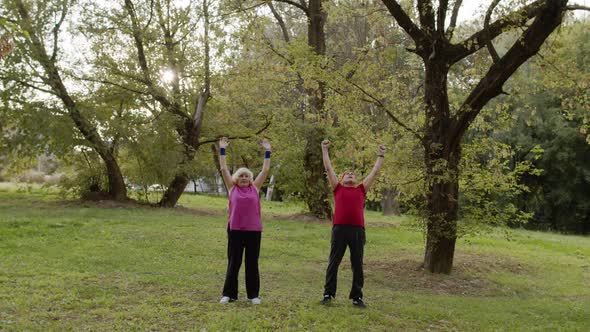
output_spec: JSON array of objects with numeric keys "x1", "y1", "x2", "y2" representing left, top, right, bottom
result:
[
  {"x1": 1, "y1": 0, "x2": 128, "y2": 200},
  {"x1": 379, "y1": 0, "x2": 584, "y2": 273},
  {"x1": 255, "y1": 0, "x2": 333, "y2": 219}
]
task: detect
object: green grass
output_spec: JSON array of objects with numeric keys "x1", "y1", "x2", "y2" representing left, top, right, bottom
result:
[{"x1": 0, "y1": 184, "x2": 589, "y2": 331}]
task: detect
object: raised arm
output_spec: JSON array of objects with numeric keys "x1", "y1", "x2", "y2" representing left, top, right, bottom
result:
[
  {"x1": 321, "y1": 139, "x2": 339, "y2": 191},
  {"x1": 218, "y1": 137, "x2": 234, "y2": 192},
  {"x1": 362, "y1": 144, "x2": 386, "y2": 192},
  {"x1": 253, "y1": 139, "x2": 271, "y2": 189}
]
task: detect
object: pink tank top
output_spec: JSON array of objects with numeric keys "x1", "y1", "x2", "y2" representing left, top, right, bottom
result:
[{"x1": 228, "y1": 185, "x2": 262, "y2": 231}]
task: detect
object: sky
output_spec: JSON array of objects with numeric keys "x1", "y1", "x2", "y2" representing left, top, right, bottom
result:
[{"x1": 456, "y1": 0, "x2": 588, "y2": 22}]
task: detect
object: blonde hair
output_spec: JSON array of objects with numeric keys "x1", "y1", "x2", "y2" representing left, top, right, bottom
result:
[{"x1": 232, "y1": 167, "x2": 254, "y2": 185}]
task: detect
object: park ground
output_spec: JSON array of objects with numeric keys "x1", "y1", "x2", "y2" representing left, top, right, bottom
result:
[{"x1": 0, "y1": 183, "x2": 589, "y2": 331}]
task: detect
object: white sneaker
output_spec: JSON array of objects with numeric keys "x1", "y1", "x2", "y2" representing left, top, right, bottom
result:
[
  {"x1": 250, "y1": 297, "x2": 261, "y2": 305},
  {"x1": 219, "y1": 296, "x2": 231, "y2": 304}
]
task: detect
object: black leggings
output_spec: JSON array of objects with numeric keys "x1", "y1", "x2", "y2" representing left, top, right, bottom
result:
[
  {"x1": 323, "y1": 225, "x2": 366, "y2": 299},
  {"x1": 222, "y1": 229, "x2": 262, "y2": 299}
]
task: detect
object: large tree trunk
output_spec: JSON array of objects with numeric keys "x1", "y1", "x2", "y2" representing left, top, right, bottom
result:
[
  {"x1": 301, "y1": 0, "x2": 332, "y2": 220},
  {"x1": 160, "y1": 174, "x2": 190, "y2": 207},
  {"x1": 303, "y1": 125, "x2": 333, "y2": 219},
  {"x1": 422, "y1": 58, "x2": 458, "y2": 274},
  {"x1": 423, "y1": 143, "x2": 460, "y2": 274},
  {"x1": 103, "y1": 154, "x2": 127, "y2": 201}
]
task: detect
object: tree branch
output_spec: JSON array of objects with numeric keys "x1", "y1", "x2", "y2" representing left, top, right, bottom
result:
[
  {"x1": 451, "y1": 0, "x2": 568, "y2": 150},
  {"x1": 189, "y1": 0, "x2": 212, "y2": 147},
  {"x1": 211, "y1": 2, "x2": 266, "y2": 21},
  {"x1": 50, "y1": 0, "x2": 68, "y2": 63},
  {"x1": 448, "y1": 0, "x2": 547, "y2": 64},
  {"x1": 272, "y1": 0, "x2": 309, "y2": 15},
  {"x1": 437, "y1": 0, "x2": 448, "y2": 35},
  {"x1": 0, "y1": 75, "x2": 57, "y2": 95},
  {"x1": 123, "y1": 0, "x2": 188, "y2": 120},
  {"x1": 73, "y1": 75, "x2": 151, "y2": 96},
  {"x1": 155, "y1": 0, "x2": 181, "y2": 104},
  {"x1": 268, "y1": 2, "x2": 290, "y2": 43},
  {"x1": 445, "y1": 0, "x2": 462, "y2": 40},
  {"x1": 484, "y1": 0, "x2": 501, "y2": 63},
  {"x1": 566, "y1": 4, "x2": 590, "y2": 11},
  {"x1": 417, "y1": 0, "x2": 435, "y2": 32},
  {"x1": 381, "y1": 0, "x2": 429, "y2": 45},
  {"x1": 96, "y1": 64, "x2": 150, "y2": 85},
  {"x1": 198, "y1": 117, "x2": 272, "y2": 146},
  {"x1": 334, "y1": 72, "x2": 423, "y2": 141}
]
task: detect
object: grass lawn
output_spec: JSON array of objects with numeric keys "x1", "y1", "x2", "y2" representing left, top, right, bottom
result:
[{"x1": 0, "y1": 183, "x2": 589, "y2": 331}]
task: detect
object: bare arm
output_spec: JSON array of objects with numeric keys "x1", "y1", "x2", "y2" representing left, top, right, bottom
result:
[
  {"x1": 362, "y1": 144, "x2": 386, "y2": 192},
  {"x1": 218, "y1": 137, "x2": 234, "y2": 193},
  {"x1": 253, "y1": 139, "x2": 271, "y2": 189},
  {"x1": 321, "y1": 140, "x2": 338, "y2": 191}
]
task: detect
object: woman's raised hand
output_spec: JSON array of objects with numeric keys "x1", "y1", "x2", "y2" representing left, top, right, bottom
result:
[
  {"x1": 261, "y1": 138, "x2": 271, "y2": 151},
  {"x1": 219, "y1": 137, "x2": 230, "y2": 149}
]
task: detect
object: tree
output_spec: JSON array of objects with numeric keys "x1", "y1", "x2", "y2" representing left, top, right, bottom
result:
[
  {"x1": 78, "y1": 0, "x2": 218, "y2": 206},
  {"x1": 121, "y1": 0, "x2": 212, "y2": 206},
  {"x1": 259, "y1": 0, "x2": 333, "y2": 219},
  {"x1": 380, "y1": 0, "x2": 581, "y2": 273},
  {"x1": 2, "y1": 0, "x2": 128, "y2": 200}
]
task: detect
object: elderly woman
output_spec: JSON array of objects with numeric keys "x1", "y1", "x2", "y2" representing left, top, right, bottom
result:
[{"x1": 218, "y1": 137, "x2": 271, "y2": 305}]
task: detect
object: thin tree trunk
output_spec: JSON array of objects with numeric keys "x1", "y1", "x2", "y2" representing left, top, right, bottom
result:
[
  {"x1": 266, "y1": 175, "x2": 275, "y2": 201},
  {"x1": 381, "y1": 187, "x2": 401, "y2": 216}
]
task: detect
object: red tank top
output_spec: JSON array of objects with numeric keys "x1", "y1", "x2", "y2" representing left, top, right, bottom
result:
[{"x1": 332, "y1": 183, "x2": 366, "y2": 227}]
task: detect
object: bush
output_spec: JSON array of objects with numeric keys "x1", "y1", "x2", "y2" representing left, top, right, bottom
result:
[{"x1": 16, "y1": 170, "x2": 46, "y2": 184}]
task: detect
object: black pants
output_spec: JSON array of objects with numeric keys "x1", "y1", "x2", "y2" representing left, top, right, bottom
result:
[
  {"x1": 222, "y1": 229, "x2": 261, "y2": 299},
  {"x1": 323, "y1": 225, "x2": 366, "y2": 299}
]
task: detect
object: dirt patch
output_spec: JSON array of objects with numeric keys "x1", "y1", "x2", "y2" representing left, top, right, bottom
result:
[
  {"x1": 366, "y1": 253, "x2": 531, "y2": 296},
  {"x1": 45, "y1": 198, "x2": 220, "y2": 217},
  {"x1": 368, "y1": 221, "x2": 400, "y2": 228},
  {"x1": 170, "y1": 205, "x2": 221, "y2": 217}
]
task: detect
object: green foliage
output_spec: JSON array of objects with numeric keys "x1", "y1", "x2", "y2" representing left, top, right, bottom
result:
[
  {"x1": 57, "y1": 149, "x2": 110, "y2": 199},
  {"x1": 499, "y1": 95, "x2": 590, "y2": 233},
  {"x1": 492, "y1": 19, "x2": 590, "y2": 234}
]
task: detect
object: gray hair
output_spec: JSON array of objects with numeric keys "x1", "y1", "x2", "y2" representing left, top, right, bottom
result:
[{"x1": 231, "y1": 167, "x2": 254, "y2": 184}]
